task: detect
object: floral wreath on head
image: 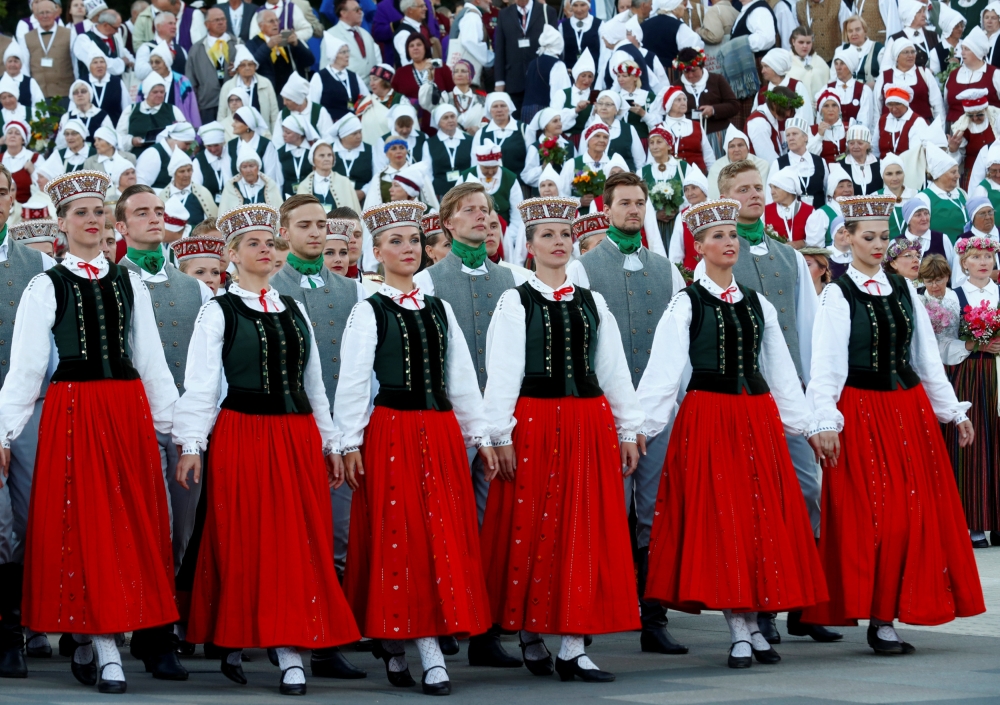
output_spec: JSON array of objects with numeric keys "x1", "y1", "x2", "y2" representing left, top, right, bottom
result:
[
  {"x1": 884, "y1": 236, "x2": 922, "y2": 265},
  {"x1": 955, "y1": 235, "x2": 1000, "y2": 256},
  {"x1": 764, "y1": 90, "x2": 804, "y2": 111},
  {"x1": 673, "y1": 49, "x2": 706, "y2": 72}
]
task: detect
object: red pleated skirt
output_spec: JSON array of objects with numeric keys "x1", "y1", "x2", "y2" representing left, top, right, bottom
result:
[
  {"x1": 23, "y1": 380, "x2": 178, "y2": 634},
  {"x1": 802, "y1": 385, "x2": 986, "y2": 626},
  {"x1": 479, "y1": 396, "x2": 640, "y2": 635},
  {"x1": 343, "y1": 406, "x2": 491, "y2": 640},
  {"x1": 645, "y1": 390, "x2": 828, "y2": 614},
  {"x1": 187, "y1": 410, "x2": 361, "y2": 649}
]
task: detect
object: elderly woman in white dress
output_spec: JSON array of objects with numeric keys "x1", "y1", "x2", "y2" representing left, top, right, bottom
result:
[
  {"x1": 56, "y1": 80, "x2": 114, "y2": 148},
  {"x1": 581, "y1": 90, "x2": 646, "y2": 172},
  {"x1": 295, "y1": 140, "x2": 363, "y2": 214},
  {"x1": 655, "y1": 87, "x2": 715, "y2": 175},
  {"x1": 707, "y1": 125, "x2": 770, "y2": 199},
  {"x1": 873, "y1": 38, "x2": 944, "y2": 123},
  {"x1": 841, "y1": 124, "x2": 883, "y2": 195},
  {"x1": 523, "y1": 108, "x2": 576, "y2": 190}
]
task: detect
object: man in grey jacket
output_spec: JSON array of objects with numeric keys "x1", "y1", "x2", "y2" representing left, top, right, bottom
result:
[{"x1": 186, "y1": 7, "x2": 238, "y2": 125}]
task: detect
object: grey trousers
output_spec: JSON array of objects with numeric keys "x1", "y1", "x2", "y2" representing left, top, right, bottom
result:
[
  {"x1": 0, "y1": 399, "x2": 43, "y2": 565},
  {"x1": 624, "y1": 426, "x2": 672, "y2": 549},
  {"x1": 157, "y1": 432, "x2": 203, "y2": 573},
  {"x1": 785, "y1": 433, "x2": 822, "y2": 536},
  {"x1": 467, "y1": 447, "x2": 488, "y2": 527},
  {"x1": 331, "y1": 483, "x2": 353, "y2": 576}
]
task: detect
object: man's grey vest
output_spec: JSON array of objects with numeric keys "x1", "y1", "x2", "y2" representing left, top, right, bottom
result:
[
  {"x1": 0, "y1": 240, "x2": 47, "y2": 386},
  {"x1": 579, "y1": 239, "x2": 676, "y2": 388},
  {"x1": 731, "y1": 236, "x2": 802, "y2": 378},
  {"x1": 271, "y1": 265, "x2": 359, "y2": 408},
  {"x1": 425, "y1": 252, "x2": 516, "y2": 392},
  {"x1": 121, "y1": 258, "x2": 203, "y2": 391}
]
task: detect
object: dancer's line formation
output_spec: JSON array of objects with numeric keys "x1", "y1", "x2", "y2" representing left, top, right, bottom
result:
[{"x1": 0, "y1": 165, "x2": 986, "y2": 697}]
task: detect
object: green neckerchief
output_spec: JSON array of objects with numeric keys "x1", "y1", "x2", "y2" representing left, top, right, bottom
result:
[
  {"x1": 0, "y1": 224, "x2": 7, "y2": 248},
  {"x1": 451, "y1": 238, "x2": 488, "y2": 269},
  {"x1": 127, "y1": 246, "x2": 164, "y2": 275},
  {"x1": 287, "y1": 252, "x2": 324, "y2": 285},
  {"x1": 606, "y1": 225, "x2": 642, "y2": 255},
  {"x1": 737, "y1": 219, "x2": 765, "y2": 246}
]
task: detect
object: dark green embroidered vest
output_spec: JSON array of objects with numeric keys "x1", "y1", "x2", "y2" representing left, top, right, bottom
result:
[
  {"x1": 459, "y1": 166, "x2": 517, "y2": 222},
  {"x1": 216, "y1": 292, "x2": 313, "y2": 415},
  {"x1": 277, "y1": 145, "x2": 312, "y2": 199},
  {"x1": 227, "y1": 135, "x2": 271, "y2": 175},
  {"x1": 47, "y1": 263, "x2": 139, "y2": 382},
  {"x1": 127, "y1": 107, "x2": 176, "y2": 155},
  {"x1": 428, "y1": 133, "x2": 473, "y2": 197},
  {"x1": 563, "y1": 87, "x2": 593, "y2": 136},
  {"x1": 333, "y1": 143, "x2": 374, "y2": 191}
]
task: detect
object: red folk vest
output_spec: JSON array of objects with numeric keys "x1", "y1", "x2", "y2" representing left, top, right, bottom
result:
[
  {"x1": 674, "y1": 121, "x2": 707, "y2": 173},
  {"x1": 746, "y1": 111, "x2": 782, "y2": 156},
  {"x1": 878, "y1": 110, "x2": 919, "y2": 155},
  {"x1": 880, "y1": 68, "x2": 932, "y2": 122},
  {"x1": 827, "y1": 80, "x2": 865, "y2": 123},
  {"x1": 944, "y1": 64, "x2": 1000, "y2": 122},
  {"x1": 764, "y1": 202, "x2": 814, "y2": 242}
]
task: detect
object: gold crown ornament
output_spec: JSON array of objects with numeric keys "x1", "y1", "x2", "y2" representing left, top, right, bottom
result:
[
  {"x1": 9, "y1": 219, "x2": 59, "y2": 244},
  {"x1": 217, "y1": 204, "x2": 280, "y2": 243},
  {"x1": 44, "y1": 170, "x2": 111, "y2": 209},
  {"x1": 421, "y1": 212, "x2": 442, "y2": 237},
  {"x1": 362, "y1": 201, "x2": 427, "y2": 236},
  {"x1": 572, "y1": 212, "x2": 609, "y2": 240},
  {"x1": 837, "y1": 194, "x2": 896, "y2": 223},
  {"x1": 683, "y1": 198, "x2": 741, "y2": 234},
  {"x1": 170, "y1": 236, "x2": 226, "y2": 261},
  {"x1": 518, "y1": 197, "x2": 577, "y2": 226},
  {"x1": 327, "y1": 218, "x2": 354, "y2": 242}
]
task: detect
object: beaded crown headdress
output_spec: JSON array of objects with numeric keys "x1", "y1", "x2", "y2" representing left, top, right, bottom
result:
[
  {"x1": 518, "y1": 197, "x2": 577, "y2": 226},
  {"x1": 362, "y1": 201, "x2": 427, "y2": 236},
  {"x1": 44, "y1": 170, "x2": 110, "y2": 209},
  {"x1": 170, "y1": 236, "x2": 226, "y2": 261},
  {"x1": 837, "y1": 194, "x2": 896, "y2": 223},
  {"x1": 327, "y1": 218, "x2": 354, "y2": 242},
  {"x1": 217, "y1": 204, "x2": 279, "y2": 243},
  {"x1": 683, "y1": 198, "x2": 741, "y2": 234},
  {"x1": 572, "y1": 212, "x2": 609, "y2": 240},
  {"x1": 9, "y1": 219, "x2": 59, "y2": 244},
  {"x1": 421, "y1": 212, "x2": 443, "y2": 237}
]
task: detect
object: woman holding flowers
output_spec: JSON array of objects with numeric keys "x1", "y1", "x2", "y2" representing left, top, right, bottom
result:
[
  {"x1": 522, "y1": 108, "x2": 575, "y2": 190},
  {"x1": 804, "y1": 194, "x2": 985, "y2": 653},
  {"x1": 656, "y1": 87, "x2": 714, "y2": 175},
  {"x1": 939, "y1": 234, "x2": 1000, "y2": 548}
]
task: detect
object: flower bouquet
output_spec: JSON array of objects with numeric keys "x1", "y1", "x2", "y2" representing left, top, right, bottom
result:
[
  {"x1": 649, "y1": 179, "x2": 683, "y2": 214},
  {"x1": 572, "y1": 168, "x2": 606, "y2": 197},
  {"x1": 29, "y1": 97, "x2": 66, "y2": 156},
  {"x1": 539, "y1": 137, "x2": 567, "y2": 170},
  {"x1": 923, "y1": 299, "x2": 955, "y2": 336},
  {"x1": 959, "y1": 299, "x2": 1000, "y2": 352},
  {"x1": 764, "y1": 222, "x2": 787, "y2": 244}
]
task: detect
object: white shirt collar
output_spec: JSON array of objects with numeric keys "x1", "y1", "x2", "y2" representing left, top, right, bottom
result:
[
  {"x1": 928, "y1": 182, "x2": 962, "y2": 199},
  {"x1": 846, "y1": 264, "x2": 891, "y2": 295},
  {"x1": 527, "y1": 272, "x2": 574, "y2": 301},
  {"x1": 379, "y1": 282, "x2": 425, "y2": 309},
  {"x1": 962, "y1": 277, "x2": 998, "y2": 296},
  {"x1": 230, "y1": 283, "x2": 282, "y2": 305},
  {"x1": 694, "y1": 271, "x2": 742, "y2": 301},
  {"x1": 63, "y1": 252, "x2": 110, "y2": 280}
]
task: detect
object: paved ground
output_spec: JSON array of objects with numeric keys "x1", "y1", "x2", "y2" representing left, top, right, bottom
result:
[{"x1": 3, "y1": 551, "x2": 999, "y2": 705}]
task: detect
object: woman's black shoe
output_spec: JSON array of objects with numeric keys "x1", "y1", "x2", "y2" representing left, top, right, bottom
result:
[
  {"x1": 70, "y1": 642, "x2": 97, "y2": 686},
  {"x1": 175, "y1": 640, "x2": 196, "y2": 657},
  {"x1": 421, "y1": 665, "x2": 452, "y2": 696},
  {"x1": 438, "y1": 636, "x2": 460, "y2": 656},
  {"x1": 279, "y1": 666, "x2": 307, "y2": 696},
  {"x1": 58, "y1": 632, "x2": 77, "y2": 658},
  {"x1": 220, "y1": 657, "x2": 247, "y2": 685},
  {"x1": 554, "y1": 655, "x2": 615, "y2": 682},
  {"x1": 900, "y1": 641, "x2": 916, "y2": 654},
  {"x1": 518, "y1": 637, "x2": 553, "y2": 676},
  {"x1": 866, "y1": 625, "x2": 904, "y2": 655},
  {"x1": 372, "y1": 640, "x2": 415, "y2": 687},
  {"x1": 268, "y1": 648, "x2": 279, "y2": 667},
  {"x1": 972, "y1": 537, "x2": 990, "y2": 548},
  {"x1": 584, "y1": 635, "x2": 593, "y2": 647},
  {"x1": 727, "y1": 641, "x2": 752, "y2": 669},
  {"x1": 25, "y1": 636, "x2": 52, "y2": 658},
  {"x1": 97, "y1": 663, "x2": 127, "y2": 694}
]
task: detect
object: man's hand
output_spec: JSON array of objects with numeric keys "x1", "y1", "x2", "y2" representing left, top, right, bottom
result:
[
  {"x1": 699, "y1": 104, "x2": 714, "y2": 118},
  {"x1": 267, "y1": 34, "x2": 284, "y2": 48},
  {"x1": 344, "y1": 450, "x2": 364, "y2": 490},
  {"x1": 808, "y1": 431, "x2": 840, "y2": 467},
  {"x1": 957, "y1": 419, "x2": 975, "y2": 447},
  {"x1": 0, "y1": 446, "x2": 9, "y2": 488},
  {"x1": 494, "y1": 444, "x2": 516, "y2": 482},
  {"x1": 479, "y1": 445, "x2": 499, "y2": 481},
  {"x1": 175, "y1": 450, "x2": 202, "y2": 490},
  {"x1": 621, "y1": 441, "x2": 639, "y2": 477},
  {"x1": 326, "y1": 452, "x2": 345, "y2": 489},
  {"x1": 287, "y1": 31, "x2": 299, "y2": 46}
]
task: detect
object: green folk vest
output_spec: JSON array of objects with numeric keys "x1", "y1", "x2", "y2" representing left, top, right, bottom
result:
[
  {"x1": 227, "y1": 136, "x2": 272, "y2": 175},
  {"x1": 980, "y1": 179, "x2": 1000, "y2": 215},
  {"x1": 730, "y1": 236, "x2": 803, "y2": 379},
  {"x1": 0, "y1": 240, "x2": 47, "y2": 385},
  {"x1": 685, "y1": 282, "x2": 769, "y2": 395},
  {"x1": 608, "y1": 120, "x2": 635, "y2": 171},
  {"x1": 367, "y1": 293, "x2": 451, "y2": 411},
  {"x1": 128, "y1": 106, "x2": 176, "y2": 155},
  {"x1": 333, "y1": 143, "x2": 374, "y2": 191},
  {"x1": 428, "y1": 133, "x2": 473, "y2": 197},
  {"x1": 578, "y1": 238, "x2": 676, "y2": 388},
  {"x1": 562, "y1": 88, "x2": 592, "y2": 136},
  {"x1": 424, "y1": 252, "x2": 517, "y2": 392},
  {"x1": 216, "y1": 292, "x2": 313, "y2": 415},
  {"x1": 833, "y1": 273, "x2": 920, "y2": 391},
  {"x1": 921, "y1": 187, "x2": 967, "y2": 243},
  {"x1": 459, "y1": 167, "x2": 518, "y2": 222},
  {"x1": 517, "y1": 284, "x2": 602, "y2": 399},
  {"x1": 118, "y1": 259, "x2": 203, "y2": 391},
  {"x1": 277, "y1": 145, "x2": 313, "y2": 199},
  {"x1": 269, "y1": 265, "x2": 358, "y2": 408},
  {"x1": 478, "y1": 124, "x2": 527, "y2": 176},
  {"x1": 148, "y1": 143, "x2": 172, "y2": 189},
  {"x1": 640, "y1": 161, "x2": 687, "y2": 192},
  {"x1": 280, "y1": 103, "x2": 322, "y2": 128},
  {"x1": 46, "y1": 264, "x2": 140, "y2": 382},
  {"x1": 819, "y1": 203, "x2": 839, "y2": 245}
]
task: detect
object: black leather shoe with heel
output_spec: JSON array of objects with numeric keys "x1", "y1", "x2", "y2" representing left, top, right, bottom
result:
[
  {"x1": 468, "y1": 626, "x2": 522, "y2": 667},
  {"x1": 311, "y1": 646, "x2": 367, "y2": 678},
  {"x1": 421, "y1": 665, "x2": 452, "y2": 696},
  {"x1": 555, "y1": 655, "x2": 615, "y2": 682},
  {"x1": 518, "y1": 636, "x2": 553, "y2": 676},
  {"x1": 727, "y1": 641, "x2": 752, "y2": 669},
  {"x1": 372, "y1": 640, "x2": 415, "y2": 687},
  {"x1": 97, "y1": 663, "x2": 127, "y2": 694},
  {"x1": 786, "y1": 611, "x2": 843, "y2": 642},
  {"x1": 279, "y1": 665, "x2": 307, "y2": 696}
]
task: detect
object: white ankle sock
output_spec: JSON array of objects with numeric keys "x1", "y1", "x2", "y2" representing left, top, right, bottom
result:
[
  {"x1": 72, "y1": 634, "x2": 93, "y2": 665},
  {"x1": 519, "y1": 630, "x2": 549, "y2": 661},
  {"x1": 723, "y1": 610, "x2": 752, "y2": 658},
  {"x1": 416, "y1": 637, "x2": 448, "y2": 684},
  {"x1": 558, "y1": 635, "x2": 598, "y2": 670},
  {"x1": 871, "y1": 618, "x2": 900, "y2": 642},
  {"x1": 745, "y1": 612, "x2": 770, "y2": 650},
  {"x1": 93, "y1": 634, "x2": 124, "y2": 682},
  {"x1": 382, "y1": 639, "x2": 408, "y2": 673},
  {"x1": 275, "y1": 647, "x2": 305, "y2": 685},
  {"x1": 226, "y1": 650, "x2": 243, "y2": 667}
]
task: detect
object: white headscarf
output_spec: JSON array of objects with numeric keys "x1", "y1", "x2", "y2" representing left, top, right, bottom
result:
[{"x1": 536, "y1": 24, "x2": 564, "y2": 58}]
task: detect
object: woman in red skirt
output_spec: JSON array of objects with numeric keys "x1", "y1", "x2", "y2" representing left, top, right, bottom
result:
[
  {"x1": 172, "y1": 204, "x2": 361, "y2": 696},
  {"x1": 0, "y1": 172, "x2": 179, "y2": 693},
  {"x1": 479, "y1": 197, "x2": 642, "y2": 682},
  {"x1": 638, "y1": 198, "x2": 828, "y2": 669},
  {"x1": 336, "y1": 200, "x2": 496, "y2": 696},
  {"x1": 805, "y1": 194, "x2": 986, "y2": 653}
]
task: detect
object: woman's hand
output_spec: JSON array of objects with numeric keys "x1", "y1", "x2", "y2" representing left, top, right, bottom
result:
[
  {"x1": 175, "y1": 450, "x2": 202, "y2": 490},
  {"x1": 344, "y1": 450, "x2": 364, "y2": 490},
  {"x1": 478, "y1": 445, "x2": 499, "y2": 481},
  {"x1": 984, "y1": 338, "x2": 1000, "y2": 354},
  {"x1": 628, "y1": 104, "x2": 645, "y2": 117},
  {"x1": 493, "y1": 444, "x2": 516, "y2": 482},
  {"x1": 621, "y1": 441, "x2": 639, "y2": 477},
  {"x1": 816, "y1": 121, "x2": 828, "y2": 135},
  {"x1": 957, "y1": 419, "x2": 975, "y2": 447},
  {"x1": 132, "y1": 136, "x2": 144, "y2": 147},
  {"x1": 326, "y1": 452, "x2": 345, "y2": 489},
  {"x1": 808, "y1": 431, "x2": 841, "y2": 467},
  {"x1": 575, "y1": 100, "x2": 589, "y2": 112},
  {"x1": 947, "y1": 132, "x2": 964, "y2": 153},
  {"x1": 579, "y1": 193, "x2": 595, "y2": 207},
  {"x1": 655, "y1": 209, "x2": 669, "y2": 222},
  {"x1": 699, "y1": 104, "x2": 714, "y2": 118}
]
